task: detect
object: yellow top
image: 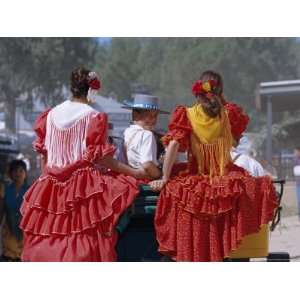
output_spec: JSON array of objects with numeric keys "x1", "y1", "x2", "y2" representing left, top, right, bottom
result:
[{"x1": 186, "y1": 104, "x2": 233, "y2": 177}]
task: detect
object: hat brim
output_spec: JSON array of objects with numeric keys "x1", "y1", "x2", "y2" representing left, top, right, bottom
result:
[{"x1": 121, "y1": 105, "x2": 169, "y2": 114}]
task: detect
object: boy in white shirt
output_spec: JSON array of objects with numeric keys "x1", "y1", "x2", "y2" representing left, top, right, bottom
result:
[{"x1": 123, "y1": 94, "x2": 169, "y2": 180}]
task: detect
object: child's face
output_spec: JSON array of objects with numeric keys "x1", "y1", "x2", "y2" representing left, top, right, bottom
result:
[
  {"x1": 10, "y1": 167, "x2": 26, "y2": 184},
  {"x1": 139, "y1": 110, "x2": 159, "y2": 130}
]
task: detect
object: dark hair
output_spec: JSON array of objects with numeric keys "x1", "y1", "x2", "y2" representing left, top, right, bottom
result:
[
  {"x1": 9, "y1": 160, "x2": 27, "y2": 175},
  {"x1": 197, "y1": 70, "x2": 224, "y2": 118},
  {"x1": 132, "y1": 109, "x2": 151, "y2": 121},
  {"x1": 70, "y1": 67, "x2": 91, "y2": 98}
]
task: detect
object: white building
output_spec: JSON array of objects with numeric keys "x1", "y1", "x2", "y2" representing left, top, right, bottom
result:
[{"x1": 92, "y1": 95, "x2": 131, "y2": 138}]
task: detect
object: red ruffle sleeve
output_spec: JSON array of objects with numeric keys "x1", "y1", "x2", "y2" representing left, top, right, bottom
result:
[
  {"x1": 84, "y1": 112, "x2": 116, "y2": 162},
  {"x1": 224, "y1": 101, "x2": 249, "y2": 139},
  {"x1": 161, "y1": 105, "x2": 192, "y2": 152},
  {"x1": 32, "y1": 109, "x2": 51, "y2": 155}
]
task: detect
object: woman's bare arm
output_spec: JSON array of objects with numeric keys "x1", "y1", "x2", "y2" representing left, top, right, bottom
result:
[
  {"x1": 99, "y1": 155, "x2": 147, "y2": 179},
  {"x1": 149, "y1": 140, "x2": 179, "y2": 191},
  {"x1": 161, "y1": 140, "x2": 179, "y2": 181}
]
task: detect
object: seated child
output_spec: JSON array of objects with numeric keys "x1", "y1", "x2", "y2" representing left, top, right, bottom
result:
[{"x1": 122, "y1": 94, "x2": 169, "y2": 180}]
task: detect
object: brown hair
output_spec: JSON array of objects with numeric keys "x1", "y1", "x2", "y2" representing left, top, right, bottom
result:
[
  {"x1": 132, "y1": 109, "x2": 158, "y2": 121},
  {"x1": 197, "y1": 70, "x2": 224, "y2": 118},
  {"x1": 70, "y1": 67, "x2": 91, "y2": 98}
]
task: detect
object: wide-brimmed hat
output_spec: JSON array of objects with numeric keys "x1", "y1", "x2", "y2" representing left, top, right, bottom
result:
[{"x1": 122, "y1": 94, "x2": 169, "y2": 114}]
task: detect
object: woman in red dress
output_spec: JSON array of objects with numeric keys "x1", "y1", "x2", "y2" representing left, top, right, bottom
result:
[
  {"x1": 150, "y1": 70, "x2": 278, "y2": 262},
  {"x1": 20, "y1": 67, "x2": 144, "y2": 262}
]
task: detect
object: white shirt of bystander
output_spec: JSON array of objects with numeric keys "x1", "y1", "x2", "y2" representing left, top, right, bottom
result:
[
  {"x1": 231, "y1": 149, "x2": 266, "y2": 177},
  {"x1": 124, "y1": 124, "x2": 158, "y2": 169}
]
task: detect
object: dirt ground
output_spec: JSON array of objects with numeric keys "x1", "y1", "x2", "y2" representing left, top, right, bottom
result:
[
  {"x1": 279, "y1": 181, "x2": 299, "y2": 218},
  {"x1": 269, "y1": 181, "x2": 300, "y2": 261}
]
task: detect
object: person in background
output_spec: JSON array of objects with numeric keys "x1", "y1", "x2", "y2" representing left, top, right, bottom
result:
[
  {"x1": 231, "y1": 135, "x2": 266, "y2": 177},
  {"x1": 107, "y1": 123, "x2": 128, "y2": 165},
  {"x1": 0, "y1": 160, "x2": 29, "y2": 261},
  {"x1": 122, "y1": 94, "x2": 169, "y2": 180},
  {"x1": 293, "y1": 146, "x2": 300, "y2": 219},
  {"x1": 0, "y1": 181, "x2": 4, "y2": 261},
  {"x1": 260, "y1": 159, "x2": 278, "y2": 179}
]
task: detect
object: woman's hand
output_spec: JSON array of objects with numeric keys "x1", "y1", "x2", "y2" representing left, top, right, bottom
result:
[
  {"x1": 99, "y1": 156, "x2": 147, "y2": 179},
  {"x1": 133, "y1": 168, "x2": 148, "y2": 179},
  {"x1": 149, "y1": 179, "x2": 167, "y2": 192}
]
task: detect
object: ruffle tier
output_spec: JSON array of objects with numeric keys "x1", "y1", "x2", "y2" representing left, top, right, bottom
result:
[
  {"x1": 154, "y1": 165, "x2": 278, "y2": 261},
  {"x1": 20, "y1": 164, "x2": 139, "y2": 237}
]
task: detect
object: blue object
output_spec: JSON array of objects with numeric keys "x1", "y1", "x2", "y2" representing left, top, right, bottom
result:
[{"x1": 4, "y1": 182, "x2": 29, "y2": 241}]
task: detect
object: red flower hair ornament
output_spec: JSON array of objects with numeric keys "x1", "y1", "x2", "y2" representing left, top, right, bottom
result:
[
  {"x1": 192, "y1": 79, "x2": 218, "y2": 98},
  {"x1": 87, "y1": 71, "x2": 101, "y2": 103},
  {"x1": 224, "y1": 102, "x2": 250, "y2": 140},
  {"x1": 88, "y1": 72, "x2": 101, "y2": 90}
]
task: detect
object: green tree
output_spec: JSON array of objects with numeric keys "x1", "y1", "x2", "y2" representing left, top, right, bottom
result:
[
  {"x1": 137, "y1": 38, "x2": 299, "y2": 129},
  {"x1": 95, "y1": 37, "x2": 300, "y2": 136},
  {"x1": 97, "y1": 38, "x2": 142, "y2": 100},
  {"x1": 0, "y1": 37, "x2": 98, "y2": 133}
]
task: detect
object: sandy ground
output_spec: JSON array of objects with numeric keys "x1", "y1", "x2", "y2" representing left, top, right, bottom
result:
[{"x1": 269, "y1": 181, "x2": 300, "y2": 261}]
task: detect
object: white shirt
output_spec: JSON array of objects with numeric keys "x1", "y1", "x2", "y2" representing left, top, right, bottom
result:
[
  {"x1": 231, "y1": 150, "x2": 266, "y2": 177},
  {"x1": 124, "y1": 124, "x2": 158, "y2": 169}
]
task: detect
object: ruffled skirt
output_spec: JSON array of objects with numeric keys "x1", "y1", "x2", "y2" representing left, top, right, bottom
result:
[
  {"x1": 154, "y1": 164, "x2": 278, "y2": 262},
  {"x1": 20, "y1": 161, "x2": 139, "y2": 262}
]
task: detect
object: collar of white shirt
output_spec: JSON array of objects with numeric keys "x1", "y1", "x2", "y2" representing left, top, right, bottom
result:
[{"x1": 129, "y1": 124, "x2": 145, "y2": 130}]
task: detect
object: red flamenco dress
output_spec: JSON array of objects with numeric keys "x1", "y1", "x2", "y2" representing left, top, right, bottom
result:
[
  {"x1": 154, "y1": 104, "x2": 278, "y2": 262},
  {"x1": 20, "y1": 101, "x2": 139, "y2": 261}
]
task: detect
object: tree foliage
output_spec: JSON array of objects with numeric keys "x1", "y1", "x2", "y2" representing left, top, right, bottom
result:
[
  {"x1": 97, "y1": 37, "x2": 300, "y2": 137},
  {"x1": 1, "y1": 37, "x2": 299, "y2": 153},
  {"x1": 0, "y1": 38, "x2": 98, "y2": 132}
]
